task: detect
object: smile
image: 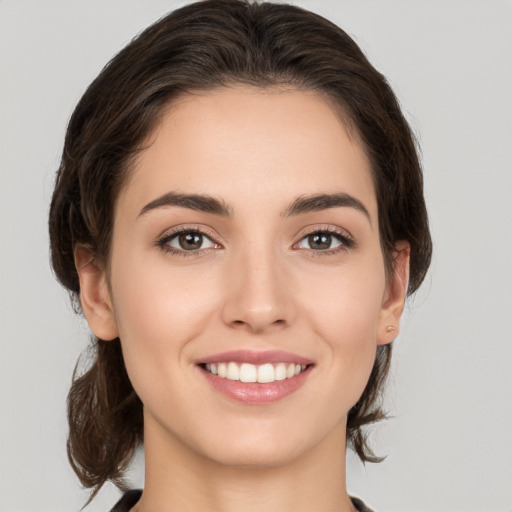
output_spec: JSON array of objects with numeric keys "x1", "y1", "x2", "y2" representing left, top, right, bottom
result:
[
  {"x1": 204, "y1": 362, "x2": 307, "y2": 383},
  {"x1": 198, "y1": 350, "x2": 314, "y2": 404}
]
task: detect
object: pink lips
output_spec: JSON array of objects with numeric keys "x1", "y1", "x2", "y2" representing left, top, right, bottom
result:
[
  {"x1": 199, "y1": 349, "x2": 313, "y2": 366},
  {"x1": 197, "y1": 350, "x2": 314, "y2": 405}
]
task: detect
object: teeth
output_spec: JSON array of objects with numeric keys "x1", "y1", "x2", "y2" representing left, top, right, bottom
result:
[
  {"x1": 226, "y1": 362, "x2": 239, "y2": 380},
  {"x1": 240, "y1": 363, "x2": 257, "y2": 383},
  {"x1": 275, "y1": 363, "x2": 287, "y2": 381},
  {"x1": 204, "y1": 362, "x2": 308, "y2": 383},
  {"x1": 257, "y1": 363, "x2": 275, "y2": 383}
]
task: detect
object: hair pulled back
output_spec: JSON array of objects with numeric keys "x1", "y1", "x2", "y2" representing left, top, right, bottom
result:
[{"x1": 49, "y1": 0, "x2": 432, "y2": 499}]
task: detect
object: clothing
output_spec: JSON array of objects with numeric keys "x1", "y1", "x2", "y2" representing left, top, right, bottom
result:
[
  {"x1": 110, "y1": 489, "x2": 374, "y2": 512},
  {"x1": 351, "y1": 496, "x2": 374, "y2": 512},
  {"x1": 110, "y1": 490, "x2": 142, "y2": 512}
]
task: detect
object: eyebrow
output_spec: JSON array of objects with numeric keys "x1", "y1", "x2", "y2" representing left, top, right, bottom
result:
[
  {"x1": 139, "y1": 192, "x2": 232, "y2": 217},
  {"x1": 282, "y1": 193, "x2": 371, "y2": 222},
  {"x1": 139, "y1": 191, "x2": 370, "y2": 222}
]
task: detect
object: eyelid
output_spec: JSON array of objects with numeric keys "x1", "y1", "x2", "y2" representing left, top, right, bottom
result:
[
  {"x1": 293, "y1": 224, "x2": 353, "y2": 241},
  {"x1": 157, "y1": 223, "x2": 221, "y2": 240}
]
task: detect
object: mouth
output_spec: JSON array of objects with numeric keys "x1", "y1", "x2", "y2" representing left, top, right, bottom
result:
[
  {"x1": 202, "y1": 362, "x2": 308, "y2": 383},
  {"x1": 197, "y1": 350, "x2": 314, "y2": 404}
]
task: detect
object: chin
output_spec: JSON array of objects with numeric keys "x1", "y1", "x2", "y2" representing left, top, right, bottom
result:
[
  {"x1": 203, "y1": 436, "x2": 307, "y2": 469},
  {"x1": 192, "y1": 414, "x2": 336, "y2": 470}
]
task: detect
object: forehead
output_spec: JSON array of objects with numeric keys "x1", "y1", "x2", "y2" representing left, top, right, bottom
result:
[{"x1": 119, "y1": 86, "x2": 377, "y2": 220}]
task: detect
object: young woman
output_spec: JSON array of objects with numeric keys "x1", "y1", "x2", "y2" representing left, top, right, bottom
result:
[{"x1": 49, "y1": 1, "x2": 432, "y2": 511}]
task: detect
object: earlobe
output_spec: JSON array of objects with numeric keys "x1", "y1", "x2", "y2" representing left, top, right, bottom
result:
[
  {"x1": 74, "y1": 244, "x2": 119, "y2": 341},
  {"x1": 377, "y1": 241, "x2": 410, "y2": 345}
]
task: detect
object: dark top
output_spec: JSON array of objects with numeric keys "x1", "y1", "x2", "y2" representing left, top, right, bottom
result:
[{"x1": 110, "y1": 489, "x2": 374, "y2": 512}]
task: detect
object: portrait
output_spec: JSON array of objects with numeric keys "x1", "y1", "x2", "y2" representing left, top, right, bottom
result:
[{"x1": 0, "y1": 1, "x2": 510, "y2": 511}]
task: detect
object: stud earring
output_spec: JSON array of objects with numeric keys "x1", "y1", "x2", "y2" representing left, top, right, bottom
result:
[{"x1": 385, "y1": 325, "x2": 396, "y2": 333}]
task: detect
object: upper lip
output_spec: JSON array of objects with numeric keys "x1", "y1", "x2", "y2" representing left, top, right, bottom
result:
[{"x1": 198, "y1": 349, "x2": 314, "y2": 366}]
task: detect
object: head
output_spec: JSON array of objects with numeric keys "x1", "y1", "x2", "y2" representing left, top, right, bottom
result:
[{"x1": 49, "y1": 0, "x2": 431, "y2": 497}]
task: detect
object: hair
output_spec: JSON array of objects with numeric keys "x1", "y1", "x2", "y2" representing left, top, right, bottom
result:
[{"x1": 49, "y1": 0, "x2": 432, "y2": 500}]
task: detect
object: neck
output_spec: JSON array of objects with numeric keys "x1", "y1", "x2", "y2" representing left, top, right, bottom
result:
[{"x1": 133, "y1": 413, "x2": 356, "y2": 512}]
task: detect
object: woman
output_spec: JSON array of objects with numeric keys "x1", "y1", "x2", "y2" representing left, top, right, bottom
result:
[{"x1": 49, "y1": 1, "x2": 432, "y2": 511}]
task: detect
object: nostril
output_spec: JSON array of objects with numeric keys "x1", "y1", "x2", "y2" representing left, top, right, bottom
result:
[{"x1": 230, "y1": 318, "x2": 286, "y2": 330}]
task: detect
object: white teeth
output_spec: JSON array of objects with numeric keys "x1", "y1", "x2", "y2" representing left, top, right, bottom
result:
[
  {"x1": 257, "y1": 363, "x2": 275, "y2": 383},
  {"x1": 226, "y1": 362, "x2": 239, "y2": 380},
  {"x1": 239, "y1": 363, "x2": 257, "y2": 383},
  {"x1": 217, "y1": 363, "x2": 227, "y2": 378},
  {"x1": 274, "y1": 363, "x2": 287, "y2": 381},
  {"x1": 205, "y1": 361, "x2": 308, "y2": 382}
]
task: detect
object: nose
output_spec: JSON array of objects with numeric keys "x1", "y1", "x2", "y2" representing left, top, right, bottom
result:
[{"x1": 221, "y1": 248, "x2": 294, "y2": 334}]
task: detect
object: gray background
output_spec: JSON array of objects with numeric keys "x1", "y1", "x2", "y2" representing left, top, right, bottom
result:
[{"x1": 1, "y1": 1, "x2": 511, "y2": 511}]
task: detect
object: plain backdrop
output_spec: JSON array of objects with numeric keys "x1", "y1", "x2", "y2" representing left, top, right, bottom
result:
[{"x1": 1, "y1": 1, "x2": 511, "y2": 511}]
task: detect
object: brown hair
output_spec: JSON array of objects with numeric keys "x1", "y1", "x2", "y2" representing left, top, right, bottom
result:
[{"x1": 49, "y1": 0, "x2": 432, "y2": 499}]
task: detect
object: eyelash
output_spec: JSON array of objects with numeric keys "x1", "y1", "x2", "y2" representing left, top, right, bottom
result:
[
  {"x1": 156, "y1": 226, "x2": 354, "y2": 257},
  {"x1": 156, "y1": 226, "x2": 220, "y2": 257},
  {"x1": 294, "y1": 227, "x2": 355, "y2": 256}
]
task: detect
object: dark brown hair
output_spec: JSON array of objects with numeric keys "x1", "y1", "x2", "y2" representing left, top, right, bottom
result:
[{"x1": 49, "y1": 0, "x2": 432, "y2": 499}]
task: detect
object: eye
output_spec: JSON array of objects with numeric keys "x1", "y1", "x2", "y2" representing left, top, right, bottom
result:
[
  {"x1": 159, "y1": 229, "x2": 218, "y2": 253},
  {"x1": 296, "y1": 230, "x2": 352, "y2": 251}
]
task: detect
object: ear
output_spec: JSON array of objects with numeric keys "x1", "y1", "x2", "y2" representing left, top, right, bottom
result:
[
  {"x1": 74, "y1": 244, "x2": 119, "y2": 341},
  {"x1": 377, "y1": 241, "x2": 410, "y2": 345}
]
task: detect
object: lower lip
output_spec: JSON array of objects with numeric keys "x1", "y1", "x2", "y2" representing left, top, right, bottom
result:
[{"x1": 200, "y1": 366, "x2": 312, "y2": 404}]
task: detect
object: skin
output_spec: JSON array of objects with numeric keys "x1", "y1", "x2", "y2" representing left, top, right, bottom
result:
[{"x1": 76, "y1": 87, "x2": 409, "y2": 512}]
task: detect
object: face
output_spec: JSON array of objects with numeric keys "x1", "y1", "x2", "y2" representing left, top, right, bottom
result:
[{"x1": 80, "y1": 87, "x2": 407, "y2": 469}]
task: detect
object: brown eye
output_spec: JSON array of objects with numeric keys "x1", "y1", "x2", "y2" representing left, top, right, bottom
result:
[
  {"x1": 307, "y1": 233, "x2": 333, "y2": 250},
  {"x1": 296, "y1": 230, "x2": 350, "y2": 252},
  {"x1": 178, "y1": 232, "x2": 203, "y2": 250},
  {"x1": 164, "y1": 231, "x2": 216, "y2": 252}
]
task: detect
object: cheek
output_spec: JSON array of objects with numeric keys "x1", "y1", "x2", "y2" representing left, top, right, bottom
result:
[
  {"x1": 296, "y1": 256, "x2": 386, "y2": 395},
  {"x1": 299, "y1": 255, "x2": 386, "y2": 339},
  {"x1": 108, "y1": 253, "x2": 223, "y2": 387}
]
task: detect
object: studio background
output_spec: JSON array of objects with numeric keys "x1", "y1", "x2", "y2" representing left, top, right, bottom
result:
[{"x1": 1, "y1": 1, "x2": 511, "y2": 511}]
